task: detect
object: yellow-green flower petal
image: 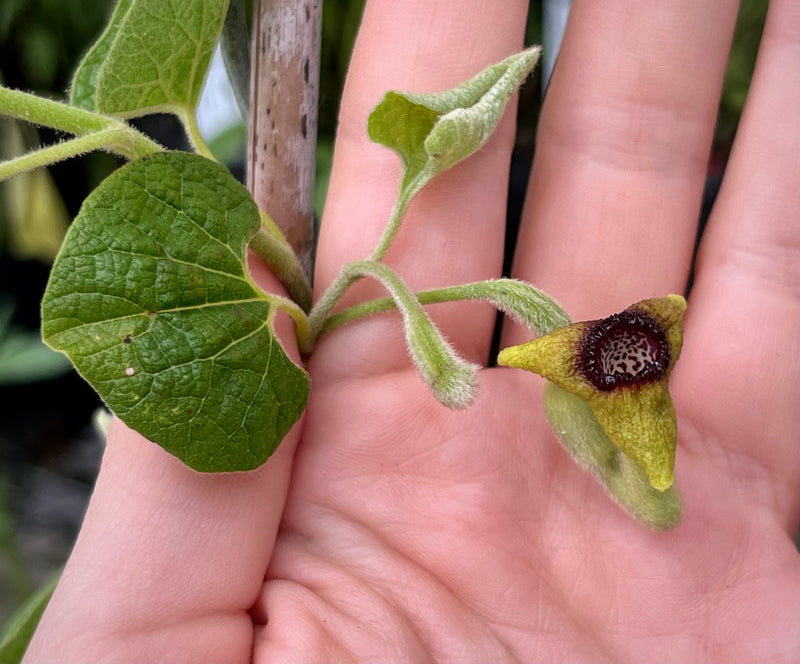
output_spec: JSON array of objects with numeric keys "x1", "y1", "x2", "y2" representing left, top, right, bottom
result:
[
  {"x1": 589, "y1": 381, "x2": 677, "y2": 491},
  {"x1": 498, "y1": 322, "x2": 595, "y2": 398},
  {"x1": 498, "y1": 295, "x2": 686, "y2": 492}
]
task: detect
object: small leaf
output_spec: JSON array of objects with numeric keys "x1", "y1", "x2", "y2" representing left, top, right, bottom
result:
[
  {"x1": 42, "y1": 152, "x2": 308, "y2": 472},
  {"x1": 367, "y1": 47, "x2": 540, "y2": 200},
  {"x1": 71, "y1": 0, "x2": 229, "y2": 118}
]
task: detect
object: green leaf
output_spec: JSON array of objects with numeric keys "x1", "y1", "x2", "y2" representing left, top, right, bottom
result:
[
  {"x1": 41, "y1": 152, "x2": 309, "y2": 472},
  {"x1": 0, "y1": 329, "x2": 73, "y2": 385},
  {"x1": 543, "y1": 383, "x2": 682, "y2": 530},
  {"x1": 367, "y1": 47, "x2": 541, "y2": 201},
  {"x1": 70, "y1": 0, "x2": 229, "y2": 119},
  {"x1": 68, "y1": 0, "x2": 133, "y2": 110},
  {"x1": 0, "y1": 303, "x2": 72, "y2": 385},
  {"x1": 363, "y1": 47, "x2": 541, "y2": 261},
  {"x1": 207, "y1": 121, "x2": 246, "y2": 165},
  {"x1": 0, "y1": 575, "x2": 57, "y2": 664}
]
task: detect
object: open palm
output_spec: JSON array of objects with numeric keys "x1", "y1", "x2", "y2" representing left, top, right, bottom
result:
[{"x1": 26, "y1": 0, "x2": 798, "y2": 662}]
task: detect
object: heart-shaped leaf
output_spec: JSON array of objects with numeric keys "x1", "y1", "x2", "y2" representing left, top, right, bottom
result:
[{"x1": 42, "y1": 152, "x2": 308, "y2": 472}]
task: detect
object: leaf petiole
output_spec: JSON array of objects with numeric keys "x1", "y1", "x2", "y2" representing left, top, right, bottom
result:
[
  {"x1": 368, "y1": 181, "x2": 416, "y2": 262},
  {"x1": 263, "y1": 294, "x2": 311, "y2": 351},
  {"x1": 175, "y1": 107, "x2": 217, "y2": 161},
  {"x1": 248, "y1": 213, "x2": 313, "y2": 313}
]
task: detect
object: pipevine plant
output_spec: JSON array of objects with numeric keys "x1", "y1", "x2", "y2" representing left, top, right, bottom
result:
[{"x1": 0, "y1": 0, "x2": 686, "y2": 537}]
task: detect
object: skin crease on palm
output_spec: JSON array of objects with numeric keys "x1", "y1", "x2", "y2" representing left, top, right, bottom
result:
[{"x1": 23, "y1": 0, "x2": 798, "y2": 662}]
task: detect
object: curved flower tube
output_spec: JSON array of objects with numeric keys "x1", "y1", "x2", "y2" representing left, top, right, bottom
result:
[{"x1": 498, "y1": 295, "x2": 686, "y2": 492}]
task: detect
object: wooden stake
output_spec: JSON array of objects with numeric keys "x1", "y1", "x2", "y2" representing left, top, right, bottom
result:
[{"x1": 248, "y1": 0, "x2": 321, "y2": 280}]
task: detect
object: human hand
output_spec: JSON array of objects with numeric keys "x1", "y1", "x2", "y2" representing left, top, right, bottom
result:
[{"x1": 25, "y1": 0, "x2": 798, "y2": 662}]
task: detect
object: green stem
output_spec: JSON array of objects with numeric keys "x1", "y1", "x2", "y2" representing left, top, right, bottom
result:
[
  {"x1": 249, "y1": 215, "x2": 313, "y2": 313},
  {"x1": 305, "y1": 265, "x2": 362, "y2": 352},
  {"x1": 305, "y1": 259, "x2": 426, "y2": 353},
  {"x1": 321, "y1": 278, "x2": 572, "y2": 338},
  {"x1": 309, "y1": 259, "x2": 476, "y2": 408},
  {"x1": 341, "y1": 260, "x2": 426, "y2": 327},
  {"x1": 0, "y1": 86, "x2": 163, "y2": 179},
  {"x1": 110, "y1": 125, "x2": 164, "y2": 159},
  {"x1": 0, "y1": 85, "x2": 113, "y2": 135},
  {"x1": 265, "y1": 294, "x2": 311, "y2": 351},
  {"x1": 0, "y1": 127, "x2": 158, "y2": 181},
  {"x1": 177, "y1": 107, "x2": 216, "y2": 161},
  {"x1": 258, "y1": 207, "x2": 292, "y2": 243},
  {"x1": 368, "y1": 183, "x2": 415, "y2": 262},
  {"x1": 306, "y1": 186, "x2": 416, "y2": 348},
  {"x1": 307, "y1": 158, "x2": 420, "y2": 345}
]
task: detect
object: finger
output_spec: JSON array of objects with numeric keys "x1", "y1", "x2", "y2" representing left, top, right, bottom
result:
[
  {"x1": 675, "y1": 0, "x2": 799, "y2": 530},
  {"x1": 313, "y1": 0, "x2": 528, "y2": 375},
  {"x1": 28, "y1": 257, "x2": 305, "y2": 661},
  {"x1": 510, "y1": 0, "x2": 740, "y2": 336},
  {"x1": 27, "y1": 417, "x2": 303, "y2": 662}
]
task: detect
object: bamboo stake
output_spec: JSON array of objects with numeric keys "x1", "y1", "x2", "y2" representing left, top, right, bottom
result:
[{"x1": 247, "y1": 0, "x2": 321, "y2": 281}]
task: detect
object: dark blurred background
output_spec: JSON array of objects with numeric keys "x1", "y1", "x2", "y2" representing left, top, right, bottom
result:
[{"x1": 0, "y1": 0, "x2": 765, "y2": 628}]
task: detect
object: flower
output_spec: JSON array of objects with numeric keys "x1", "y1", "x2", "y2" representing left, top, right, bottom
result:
[{"x1": 498, "y1": 295, "x2": 686, "y2": 491}]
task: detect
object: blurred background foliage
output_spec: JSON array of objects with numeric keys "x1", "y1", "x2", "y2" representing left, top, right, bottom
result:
[{"x1": 0, "y1": 0, "x2": 765, "y2": 631}]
